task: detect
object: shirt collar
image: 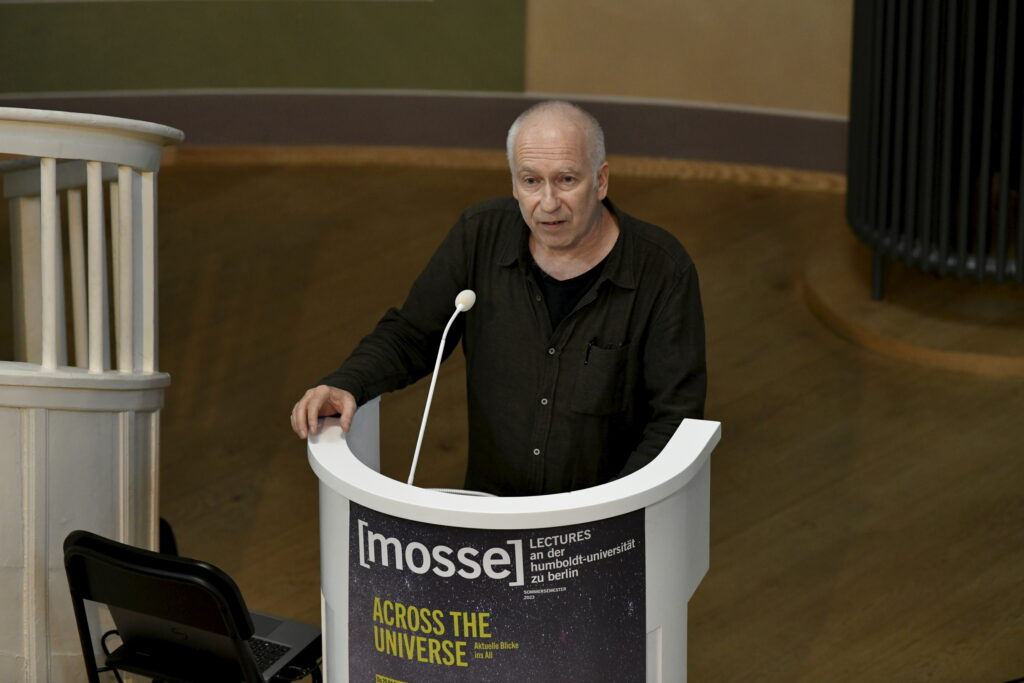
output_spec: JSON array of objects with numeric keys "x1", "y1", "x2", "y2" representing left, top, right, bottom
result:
[{"x1": 498, "y1": 197, "x2": 637, "y2": 291}]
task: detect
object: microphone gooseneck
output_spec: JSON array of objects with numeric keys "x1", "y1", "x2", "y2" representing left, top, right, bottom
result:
[{"x1": 407, "y1": 290, "x2": 476, "y2": 486}]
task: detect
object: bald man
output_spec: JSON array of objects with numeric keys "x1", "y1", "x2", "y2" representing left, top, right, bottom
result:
[{"x1": 291, "y1": 101, "x2": 706, "y2": 496}]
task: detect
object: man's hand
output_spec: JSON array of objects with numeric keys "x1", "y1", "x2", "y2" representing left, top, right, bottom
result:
[{"x1": 290, "y1": 385, "x2": 357, "y2": 438}]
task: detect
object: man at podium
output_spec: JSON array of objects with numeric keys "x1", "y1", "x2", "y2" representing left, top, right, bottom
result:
[{"x1": 291, "y1": 100, "x2": 706, "y2": 495}]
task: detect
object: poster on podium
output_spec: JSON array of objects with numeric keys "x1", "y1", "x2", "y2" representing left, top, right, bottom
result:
[{"x1": 348, "y1": 501, "x2": 646, "y2": 682}]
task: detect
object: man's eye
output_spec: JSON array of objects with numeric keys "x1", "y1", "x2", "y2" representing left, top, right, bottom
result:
[
  {"x1": 523, "y1": 178, "x2": 537, "y2": 185},
  {"x1": 561, "y1": 176, "x2": 576, "y2": 184}
]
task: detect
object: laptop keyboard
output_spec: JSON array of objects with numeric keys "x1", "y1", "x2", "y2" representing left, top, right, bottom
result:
[{"x1": 249, "y1": 637, "x2": 290, "y2": 672}]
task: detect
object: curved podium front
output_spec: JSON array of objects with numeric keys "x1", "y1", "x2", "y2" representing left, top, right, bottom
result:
[{"x1": 308, "y1": 398, "x2": 720, "y2": 683}]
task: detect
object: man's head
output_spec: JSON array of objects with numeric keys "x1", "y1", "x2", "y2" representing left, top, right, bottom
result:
[
  {"x1": 506, "y1": 101, "x2": 606, "y2": 178},
  {"x1": 506, "y1": 101, "x2": 611, "y2": 254}
]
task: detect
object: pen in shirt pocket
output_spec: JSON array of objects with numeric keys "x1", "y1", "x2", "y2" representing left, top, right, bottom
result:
[{"x1": 585, "y1": 337, "x2": 628, "y2": 364}]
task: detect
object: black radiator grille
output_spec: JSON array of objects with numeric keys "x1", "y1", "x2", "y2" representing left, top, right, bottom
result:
[{"x1": 847, "y1": 0, "x2": 1023, "y2": 283}]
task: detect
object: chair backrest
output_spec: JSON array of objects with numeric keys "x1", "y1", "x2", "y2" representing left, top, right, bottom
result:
[{"x1": 63, "y1": 529, "x2": 262, "y2": 683}]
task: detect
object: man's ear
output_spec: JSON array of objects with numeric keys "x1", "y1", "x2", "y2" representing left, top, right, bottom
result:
[{"x1": 596, "y1": 162, "x2": 610, "y2": 200}]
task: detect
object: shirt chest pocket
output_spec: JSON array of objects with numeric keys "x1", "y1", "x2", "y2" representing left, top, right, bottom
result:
[{"x1": 570, "y1": 343, "x2": 630, "y2": 415}]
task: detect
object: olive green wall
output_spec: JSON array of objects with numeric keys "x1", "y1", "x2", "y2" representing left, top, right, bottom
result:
[{"x1": 0, "y1": 0, "x2": 525, "y2": 93}]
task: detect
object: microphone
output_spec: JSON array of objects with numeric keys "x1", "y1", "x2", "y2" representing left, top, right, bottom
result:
[
  {"x1": 454, "y1": 289, "x2": 476, "y2": 312},
  {"x1": 407, "y1": 289, "x2": 476, "y2": 486}
]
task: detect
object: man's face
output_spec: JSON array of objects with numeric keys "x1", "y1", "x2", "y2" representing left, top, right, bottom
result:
[{"x1": 511, "y1": 116, "x2": 609, "y2": 254}]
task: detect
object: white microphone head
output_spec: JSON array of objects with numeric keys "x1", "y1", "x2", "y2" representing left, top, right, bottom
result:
[{"x1": 454, "y1": 289, "x2": 477, "y2": 312}]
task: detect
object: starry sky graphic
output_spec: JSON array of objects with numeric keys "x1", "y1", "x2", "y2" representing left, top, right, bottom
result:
[{"x1": 347, "y1": 502, "x2": 646, "y2": 682}]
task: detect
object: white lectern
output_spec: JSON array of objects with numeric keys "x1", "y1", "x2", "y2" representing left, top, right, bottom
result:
[{"x1": 309, "y1": 398, "x2": 720, "y2": 683}]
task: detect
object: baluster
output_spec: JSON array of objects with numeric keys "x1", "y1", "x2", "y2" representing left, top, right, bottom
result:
[
  {"x1": 142, "y1": 171, "x2": 157, "y2": 373},
  {"x1": 117, "y1": 166, "x2": 134, "y2": 372},
  {"x1": 130, "y1": 169, "x2": 144, "y2": 373},
  {"x1": 87, "y1": 161, "x2": 110, "y2": 372},
  {"x1": 67, "y1": 187, "x2": 88, "y2": 368},
  {"x1": 40, "y1": 157, "x2": 59, "y2": 370},
  {"x1": 110, "y1": 180, "x2": 120, "y2": 368}
]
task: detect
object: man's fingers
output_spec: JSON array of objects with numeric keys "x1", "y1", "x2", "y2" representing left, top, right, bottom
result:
[
  {"x1": 292, "y1": 386, "x2": 356, "y2": 438},
  {"x1": 337, "y1": 392, "x2": 356, "y2": 432},
  {"x1": 306, "y1": 392, "x2": 323, "y2": 436},
  {"x1": 290, "y1": 398, "x2": 309, "y2": 438}
]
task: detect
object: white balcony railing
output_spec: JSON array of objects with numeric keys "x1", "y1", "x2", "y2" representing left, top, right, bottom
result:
[{"x1": 0, "y1": 107, "x2": 183, "y2": 683}]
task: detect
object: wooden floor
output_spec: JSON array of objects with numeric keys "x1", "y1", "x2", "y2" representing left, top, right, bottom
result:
[
  {"x1": 18, "y1": 151, "x2": 1024, "y2": 681},
  {"x1": 804, "y1": 228, "x2": 1024, "y2": 378}
]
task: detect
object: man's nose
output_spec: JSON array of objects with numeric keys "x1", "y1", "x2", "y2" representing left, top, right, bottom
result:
[{"x1": 540, "y1": 184, "x2": 560, "y2": 212}]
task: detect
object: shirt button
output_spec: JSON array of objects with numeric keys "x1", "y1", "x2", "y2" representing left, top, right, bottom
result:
[
  {"x1": 532, "y1": 448, "x2": 541, "y2": 456},
  {"x1": 547, "y1": 347, "x2": 556, "y2": 356},
  {"x1": 540, "y1": 398, "x2": 549, "y2": 406},
  {"x1": 535, "y1": 295, "x2": 542, "y2": 302}
]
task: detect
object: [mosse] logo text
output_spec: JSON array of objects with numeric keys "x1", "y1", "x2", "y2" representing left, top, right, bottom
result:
[{"x1": 357, "y1": 519, "x2": 525, "y2": 587}]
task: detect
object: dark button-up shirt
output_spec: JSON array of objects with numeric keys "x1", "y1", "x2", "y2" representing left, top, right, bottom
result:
[{"x1": 321, "y1": 197, "x2": 706, "y2": 496}]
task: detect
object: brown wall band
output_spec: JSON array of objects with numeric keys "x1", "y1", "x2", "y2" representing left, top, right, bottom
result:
[{"x1": 0, "y1": 92, "x2": 847, "y2": 173}]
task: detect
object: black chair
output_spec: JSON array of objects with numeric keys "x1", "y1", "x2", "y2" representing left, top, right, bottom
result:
[{"x1": 63, "y1": 530, "x2": 321, "y2": 683}]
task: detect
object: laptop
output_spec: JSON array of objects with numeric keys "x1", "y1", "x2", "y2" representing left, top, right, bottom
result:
[{"x1": 107, "y1": 604, "x2": 321, "y2": 681}]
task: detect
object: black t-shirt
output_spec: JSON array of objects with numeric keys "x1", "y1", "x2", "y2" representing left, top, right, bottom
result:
[{"x1": 529, "y1": 256, "x2": 607, "y2": 330}]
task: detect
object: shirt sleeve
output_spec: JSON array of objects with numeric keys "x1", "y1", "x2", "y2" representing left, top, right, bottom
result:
[
  {"x1": 317, "y1": 214, "x2": 473, "y2": 405},
  {"x1": 616, "y1": 261, "x2": 707, "y2": 477}
]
